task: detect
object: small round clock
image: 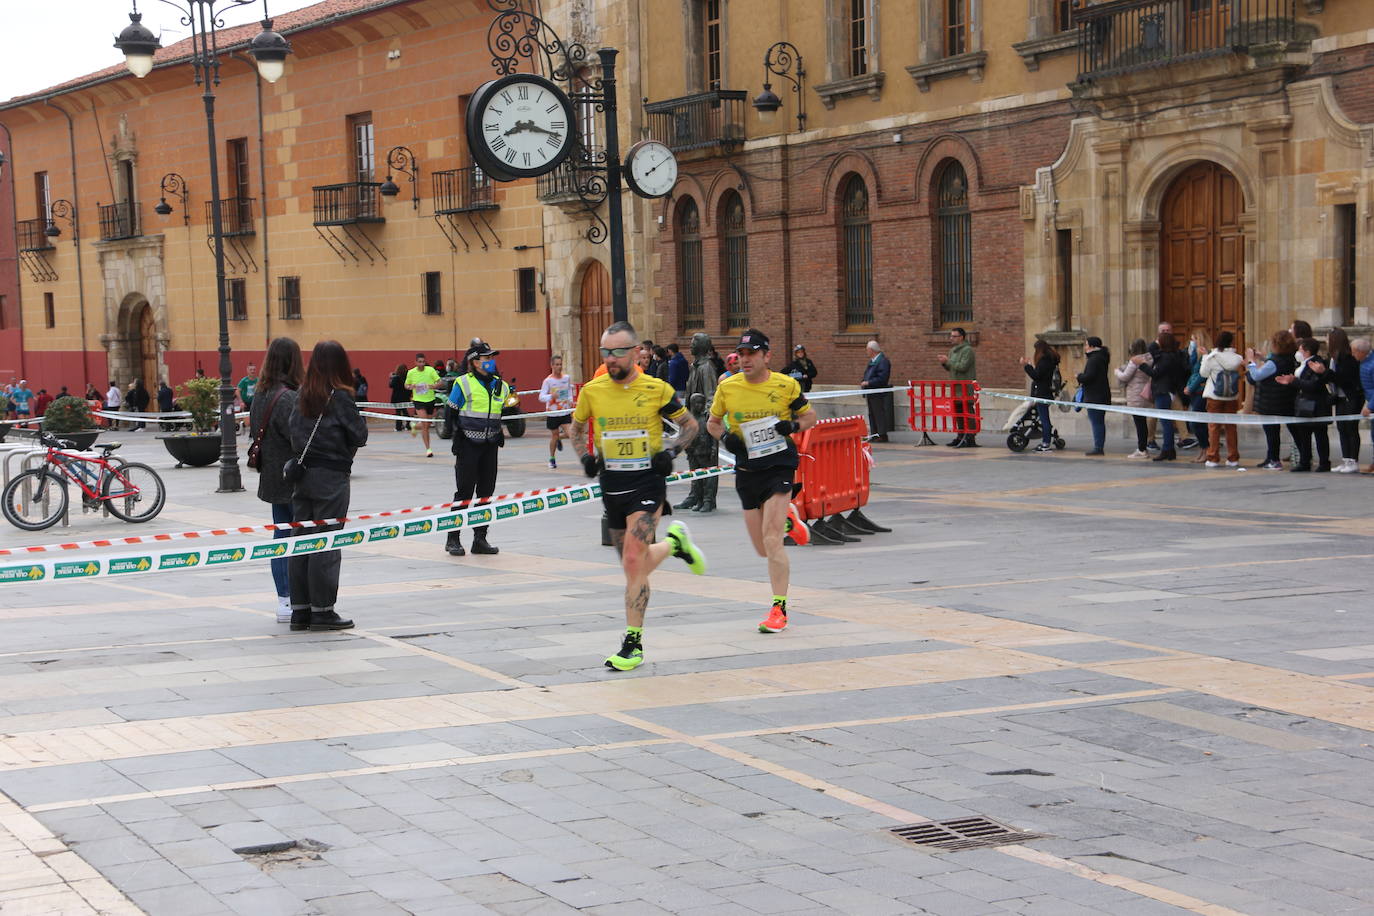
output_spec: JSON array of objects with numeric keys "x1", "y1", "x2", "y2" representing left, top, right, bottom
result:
[
  {"x1": 623, "y1": 140, "x2": 678, "y2": 199},
  {"x1": 465, "y1": 74, "x2": 576, "y2": 181}
]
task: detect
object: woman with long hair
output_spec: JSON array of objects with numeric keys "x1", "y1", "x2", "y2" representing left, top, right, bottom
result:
[
  {"x1": 1138, "y1": 331, "x2": 1185, "y2": 461},
  {"x1": 249, "y1": 337, "x2": 304, "y2": 622},
  {"x1": 1115, "y1": 338, "x2": 1152, "y2": 458},
  {"x1": 1245, "y1": 330, "x2": 1298, "y2": 470},
  {"x1": 388, "y1": 362, "x2": 410, "y2": 432},
  {"x1": 1020, "y1": 339, "x2": 1060, "y2": 452},
  {"x1": 1327, "y1": 327, "x2": 1362, "y2": 472},
  {"x1": 287, "y1": 341, "x2": 368, "y2": 631}
]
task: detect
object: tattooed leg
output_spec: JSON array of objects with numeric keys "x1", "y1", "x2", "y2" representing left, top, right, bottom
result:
[{"x1": 620, "y1": 508, "x2": 673, "y2": 628}]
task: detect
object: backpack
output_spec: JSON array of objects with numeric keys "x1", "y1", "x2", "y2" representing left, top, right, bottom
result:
[{"x1": 1212, "y1": 368, "x2": 1239, "y2": 399}]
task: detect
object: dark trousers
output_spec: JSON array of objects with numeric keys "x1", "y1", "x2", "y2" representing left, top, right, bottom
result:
[
  {"x1": 1132, "y1": 415, "x2": 1149, "y2": 451},
  {"x1": 392, "y1": 400, "x2": 410, "y2": 431},
  {"x1": 453, "y1": 437, "x2": 499, "y2": 538},
  {"x1": 270, "y1": 501, "x2": 291, "y2": 598},
  {"x1": 289, "y1": 470, "x2": 350, "y2": 612},
  {"x1": 1288, "y1": 421, "x2": 1330, "y2": 469},
  {"x1": 1036, "y1": 403, "x2": 1052, "y2": 445},
  {"x1": 1262, "y1": 424, "x2": 1283, "y2": 463},
  {"x1": 1086, "y1": 408, "x2": 1105, "y2": 451},
  {"x1": 1336, "y1": 402, "x2": 1361, "y2": 461},
  {"x1": 865, "y1": 391, "x2": 893, "y2": 437},
  {"x1": 1188, "y1": 393, "x2": 1209, "y2": 449}
]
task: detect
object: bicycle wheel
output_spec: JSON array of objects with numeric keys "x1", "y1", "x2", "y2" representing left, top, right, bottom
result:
[
  {"x1": 2, "y1": 469, "x2": 69, "y2": 531},
  {"x1": 101, "y1": 462, "x2": 166, "y2": 523}
]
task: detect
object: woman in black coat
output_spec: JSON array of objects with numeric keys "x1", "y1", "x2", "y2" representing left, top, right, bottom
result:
[
  {"x1": 1019, "y1": 340, "x2": 1060, "y2": 452},
  {"x1": 1076, "y1": 336, "x2": 1111, "y2": 455},
  {"x1": 388, "y1": 363, "x2": 410, "y2": 432},
  {"x1": 1280, "y1": 337, "x2": 1332, "y2": 472},
  {"x1": 1137, "y1": 331, "x2": 1186, "y2": 461},
  {"x1": 248, "y1": 337, "x2": 303, "y2": 623},
  {"x1": 1246, "y1": 330, "x2": 1298, "y2": 470},
  {"x1": 1327, "y1": 328, "x2": 1362, "y2": 472}
]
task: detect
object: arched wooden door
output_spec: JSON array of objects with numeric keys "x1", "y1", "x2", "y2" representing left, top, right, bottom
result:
[
  {"x1": 1160, "y1": 161, "x2": 1244, "y2": 348},
  {"x1": 136, "y1": 304, "x2": 159, "y2": 386},
  {"x1": 577, "y1": 261, "x2": 613, "y2": 382}
]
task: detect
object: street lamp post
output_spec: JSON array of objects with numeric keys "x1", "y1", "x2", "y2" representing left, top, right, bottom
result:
[
  {"x1": 752, "y1": 42, "x2": 807, "y2": 134},
  {"x1": 115, "y1": 0, "x2": 290, "y2": 493}
]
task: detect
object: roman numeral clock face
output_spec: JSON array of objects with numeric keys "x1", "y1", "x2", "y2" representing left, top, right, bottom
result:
[{"x1": 466, "y1": 75, "x2": 575, "y2": 181}]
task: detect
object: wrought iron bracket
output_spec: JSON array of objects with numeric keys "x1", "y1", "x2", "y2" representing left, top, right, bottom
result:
[
  {"x1": 157, "y1": 172, "x2": 190, "y2": 224},
  {"x1": 761, "y1": 41, "x2": 807, "y2": 133},
  {"x1": 434, "y1": 213, "x2": 470, "y2": 252},
  {"x1": 19, "y1": 250, "x2": 58, "y2": 283},
  {"x1": 381, "y1": 146, "x2": 420, "y2": 210}
]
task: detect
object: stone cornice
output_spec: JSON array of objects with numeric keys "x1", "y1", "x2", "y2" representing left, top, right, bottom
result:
[
  {"x1": 906, "y1": 51, "x2": 988, "y2": 93},
  {"x1": 1011, "y1": 31, "x2": 1081, "y2": 72},
  {"x1": 813, "y1": 72, "x2": 886, "y2": 109}
]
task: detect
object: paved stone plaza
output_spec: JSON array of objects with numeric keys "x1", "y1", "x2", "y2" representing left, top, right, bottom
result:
[{"x1": 2, "y1": 421, "x2": 1373, "y2": 915}]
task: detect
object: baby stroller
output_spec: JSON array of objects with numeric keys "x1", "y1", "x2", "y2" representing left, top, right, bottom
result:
[{"x1": 1005, "y1": 368, "x2": 1068, "y2": 452}]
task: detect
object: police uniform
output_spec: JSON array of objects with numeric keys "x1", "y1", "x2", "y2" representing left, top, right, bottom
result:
[
  {"x1": 710, "y1": 368, "x2": 812, "y2": 510},
  {"x1": 446, "y1": 347, "x2": 510, "y2": 553},
  {"x1": 572, "y1": 370, "x2": 686, "y2": 528}
]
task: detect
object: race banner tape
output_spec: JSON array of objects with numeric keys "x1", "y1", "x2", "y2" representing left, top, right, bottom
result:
[
  {"x1": 983, "y1": 391, "x2": 1371, "y2": 427},
  {"x1": 0, "y1": 466, "x2": 733, "y2": 585}
]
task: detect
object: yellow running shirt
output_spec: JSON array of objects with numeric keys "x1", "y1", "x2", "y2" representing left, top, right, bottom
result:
[
  {"x1": 709, "y1": 371, "x2": 812, "y2": 470},
  {"x1": 573, "y1": 370, "x2": 686, "y2": 472}
]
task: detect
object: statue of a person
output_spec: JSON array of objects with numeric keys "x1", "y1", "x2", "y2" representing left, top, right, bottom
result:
[{"x1": 674, "y1": 332, "x2": 720, "y2": 513}]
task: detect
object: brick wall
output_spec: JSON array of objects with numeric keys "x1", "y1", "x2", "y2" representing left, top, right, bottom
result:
[
  {"x1": 653, "y1": 101, "x2": 1074, "y2": 389},
  {"x1": 1313, "y1": 42, "x2": 1374, "y2": 124}
]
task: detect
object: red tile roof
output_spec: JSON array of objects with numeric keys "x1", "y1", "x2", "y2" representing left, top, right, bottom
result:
[{"x1": 2, "y1": 0, "x2": 418, "y2": 107}]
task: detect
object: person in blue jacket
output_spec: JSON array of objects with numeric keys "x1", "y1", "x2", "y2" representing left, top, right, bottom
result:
[{"x1": 860, "y1": 340, "x2": 892, "y2": 442}]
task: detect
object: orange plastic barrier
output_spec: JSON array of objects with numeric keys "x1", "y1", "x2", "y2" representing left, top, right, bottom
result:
[
  {"x1": 907, "y1": 379, "x2": 981, "y2": 437},
  {"x1": 792, "y1": 415, "x2": 871, "y2": 522}
]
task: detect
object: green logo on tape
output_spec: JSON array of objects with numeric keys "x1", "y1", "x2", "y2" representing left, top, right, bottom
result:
[
  {"x1": 251, "y1": 543, "x2": 288, "y2": 559},
  {"x1": 109, "y1": 556, "x2": 153, "y2": 574},
  {"x1": 159, "y1": 552, "x2": 201, "y2": 570},
  {"x1": 331, "y1": 531, "x2": 364, "y2": 548},
  {"x1": 0, "y1": 564, "x2": 45, "y2": 582},
  {"x1": 546, "y1": 492, "x2": 569, "y2": 508},
  {"x1": 207, "y1": 548, "x2": 245, "y2": 565},
  {"x1": 521, "y1": 498, "x2": 545, "y2": 513},
  {"x1": 292, "y1": 537, "x2": 327, "y2": 554},
  {"x1": 54, "y1": 561, "x2": 100, "y2": 579},
  {"x1": 368, "y1": 525, "x2": 400, "y2": 542},
  {"x1": 466, "y1": 508, "x2": 492, "y2": 525},
  {"x1": 403, "y1": 520, "x2": 432, "y2": 536},
  {"x1": 436, "y1": 513, "x2": 461, "y2": 531},
  {"x1": 495, "y1": 503, "x2": 519, "y2": 520},
  {"x1": 572, "y1": 487, "x2": 592, "y2": 503}
]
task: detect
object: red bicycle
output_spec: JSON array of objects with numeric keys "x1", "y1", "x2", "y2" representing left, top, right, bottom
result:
[{"x1": 2, "y1": 433, "x2": 166, "y2": 531}]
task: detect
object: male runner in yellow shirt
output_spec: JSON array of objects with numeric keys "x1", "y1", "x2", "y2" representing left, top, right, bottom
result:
[
  {"x1": 572, "y1": 321, "x2": 707, "y2": 671},
  {"x1": 709, "y1": 328, "x2": 817, "y2": 633},
  {"x1": 405, "y1": 353, "x2": 442, "y2": 458}
]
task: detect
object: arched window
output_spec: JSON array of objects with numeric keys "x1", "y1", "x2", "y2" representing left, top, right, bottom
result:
[
  {"x1": 721, "y1": 192, "x2": 749, "y2": 330},
  {"x1": 678, "y1": 199, "x2": 704, "y2": 330},
  {"x1": 841, "y1": 175, "x2": 874, "y2": 328},
  {"x1": 935, "y1": 161, "x2": 972, "y2": 325}
]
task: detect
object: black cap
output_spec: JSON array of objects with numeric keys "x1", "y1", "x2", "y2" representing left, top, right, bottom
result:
[
  {"x1": 465, "y1": 339, "x2": 499, "y2": 361},
  {"x1": 736, "y1": 328, "x2": 770, "y2": 351}
]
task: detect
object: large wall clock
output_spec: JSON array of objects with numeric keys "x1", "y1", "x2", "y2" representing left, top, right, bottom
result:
[{"x1": 465, "y1": 74, "x2": 576, "y2": 182}]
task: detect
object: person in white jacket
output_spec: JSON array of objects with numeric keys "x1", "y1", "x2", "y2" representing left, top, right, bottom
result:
[
  {"x1": 1200, "y1": 331, "x2": 1246, "y2": 467},
  {"x1": 538, "y1": 355, "x2": 574, "y2": 469}
]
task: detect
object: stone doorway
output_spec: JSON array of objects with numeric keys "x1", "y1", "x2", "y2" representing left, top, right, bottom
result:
[
  {"x1": 577, "y1": 260, "x2": 612, "y2": 382},
  {"x1": 1159, "y1": 161, "x2": 1245, "y2": 348}
]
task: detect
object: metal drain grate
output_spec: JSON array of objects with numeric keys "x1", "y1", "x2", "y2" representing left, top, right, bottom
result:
[{"x1": 890, "y1": 816, "x2": 1043, "y2": 851}]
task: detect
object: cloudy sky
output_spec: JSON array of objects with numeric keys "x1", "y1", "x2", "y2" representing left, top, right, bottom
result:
[{"x1": 1, "y1": 0, "x2": 322, "y2": 101}]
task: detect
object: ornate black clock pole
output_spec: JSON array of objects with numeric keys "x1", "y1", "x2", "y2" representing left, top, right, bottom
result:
[{"x1": 596, "y1": 48, "x2": 627, "y2": 322}]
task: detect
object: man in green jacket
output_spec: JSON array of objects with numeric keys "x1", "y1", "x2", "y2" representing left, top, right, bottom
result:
[{"x1": 938, "y1": 327, "x2": 978, "y2": 448}]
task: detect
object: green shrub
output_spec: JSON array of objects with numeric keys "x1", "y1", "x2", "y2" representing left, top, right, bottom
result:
[
  {"x1": 42, "y1": 396, "x2": 94, "y2": 434},
  {"x1": 175, "y1": 376, "x2": 220, "y2": 433}
]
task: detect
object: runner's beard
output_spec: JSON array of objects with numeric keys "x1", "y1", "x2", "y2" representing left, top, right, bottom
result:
[{"x1": 608, "y1": 364, "x2": 630, "y2": 381}]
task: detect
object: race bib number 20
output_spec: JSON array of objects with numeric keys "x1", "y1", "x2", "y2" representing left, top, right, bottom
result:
[{"x1": 602, "y1": 429, "x2": 651, "y2": 470}]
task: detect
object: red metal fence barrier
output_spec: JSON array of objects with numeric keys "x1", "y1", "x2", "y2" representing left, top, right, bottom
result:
[{"x1": 907, "y1": 380, "x2": 981, "y2": 443}]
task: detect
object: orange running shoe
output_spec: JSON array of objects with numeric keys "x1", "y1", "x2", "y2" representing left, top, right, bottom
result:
[
  {"x1": 785, "y1": 502, "x2": 809, "y2": 546},
  {"x1": 759, "y1": 600, "x2": 788, "y2": 633}
]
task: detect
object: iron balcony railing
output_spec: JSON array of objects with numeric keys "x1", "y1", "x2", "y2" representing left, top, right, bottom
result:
[
  {"x1": 433, "y1": 167, "x2": 496, "y2": 214},
  {"x1": 311, "y1": 182, "x2": 385, "y2": 226},
  {"x1": 644, "y1": 90, "x2": 747, "y2": 153},
  {"x1": 537, "y1": 146, "x2": 606, "y2": 201},
  {"x1": 204, "y1": 197, "x2": 256, "y2": 236},
  {"x1": 98, "y1": 201, "x2": 140, "y2": 241},
  {"x1": 1076, "y1": 0, "x2": 1296, "y2": 81},
  {"x1": 17, "y1": 218, "x2": 53, "y2": 251}
]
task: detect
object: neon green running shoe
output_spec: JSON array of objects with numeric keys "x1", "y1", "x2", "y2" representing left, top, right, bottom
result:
[
  {"x1": 665, "y1": 521, "x2": 707, "y2": 575},
  {"x1": 605, "y1": 632, "x2": 643, "y2": 671}
]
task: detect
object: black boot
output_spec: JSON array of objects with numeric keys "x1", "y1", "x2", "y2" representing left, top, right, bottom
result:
[
  {"x1": 696, "y1": 497, "x2": 716, "y2": 514},
  {"x1": 947, "y1": 435, "x2": 965, "y2": 447},
  {"x1": 309, "y1": 609, "x2": 354, "y2": 631},
  {"x1": 445, "y1": 532, "x2": 465, "y2": 556},
  {"x1": 674, "y1": 479, "x2": 701, "y2": 511},
  {"x1": 471, "y1": 530, "x2": 499, "y2": 555},
  {"x1": 961, "y1": 436, "x2": 978, "y2": 448},
  {"x1": 289, "y1": 607, "x2": 311, "y2": 632}
]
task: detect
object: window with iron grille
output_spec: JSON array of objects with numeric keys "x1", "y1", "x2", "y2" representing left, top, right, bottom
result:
[
  {"x1": 842, "y1": 176, "x2": 874, "y2": 328},
  {"x1": 935, "y1": 161, "x2": 973, "y2": 326},
  {"x1": 44, "y1": 293, "x2": 55, "y2": 329},
  {"x1": 850, "y1": 0, "x2": 869, "y2": 76},
  {"x1": 517, "y1": 268, "x2": 538, "y2": 313},
  {"x1": 678, "y1": 199, "x2": 704, "y2": 331},
  {"x1": 721, "y1": 193, "x2": 749, "y2": 330},
  {"x1": 1337, "y1": 203, "x2": 1357, "y2": 326},
  {"x1": 225, "y1": 278, "x2": 247, "y2": 321},
  {"x1": 945, "y1": 0, "x2": 968, "y2": 56},
  {"x1": 278, "y1": 276, "x2": 302, "y2": 320},
  {"x1": 1056, "y1": 229, "x2": 1073, "y2": 331},
  {"x1": 423, "y1": 271, "x2": 442, "y2": 315},
  {"x1": 704, "y1": 0, "x2": 722, "y2": 90}
]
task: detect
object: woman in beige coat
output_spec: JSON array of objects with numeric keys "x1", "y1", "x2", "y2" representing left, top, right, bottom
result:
[{"x1": 1115, "y1": 338, "x2": 1153, "y2": 458}]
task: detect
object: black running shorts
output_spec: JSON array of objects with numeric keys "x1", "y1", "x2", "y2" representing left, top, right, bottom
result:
[
  {"x1": 545, "y1": 414, "x2": 572, "y2": 430},
  {"x1": 734, "y1": 466, "x2": 794, "y2": 511},
  {"x1": 600, "y1": 474, "x2": 669, "y2": 529},
  {"x1": 412, "y1": 401, "x2": 438, "y2": 416}
]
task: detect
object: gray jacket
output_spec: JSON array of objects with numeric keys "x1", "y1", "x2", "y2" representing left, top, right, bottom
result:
[{"x1": 249, "y1": 383, "x2": 298, "y2": 505}]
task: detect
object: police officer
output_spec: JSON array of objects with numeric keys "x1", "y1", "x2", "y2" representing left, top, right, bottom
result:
[{"x1": 444, "y1": 339, "x2": 511, "y2": 556}]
